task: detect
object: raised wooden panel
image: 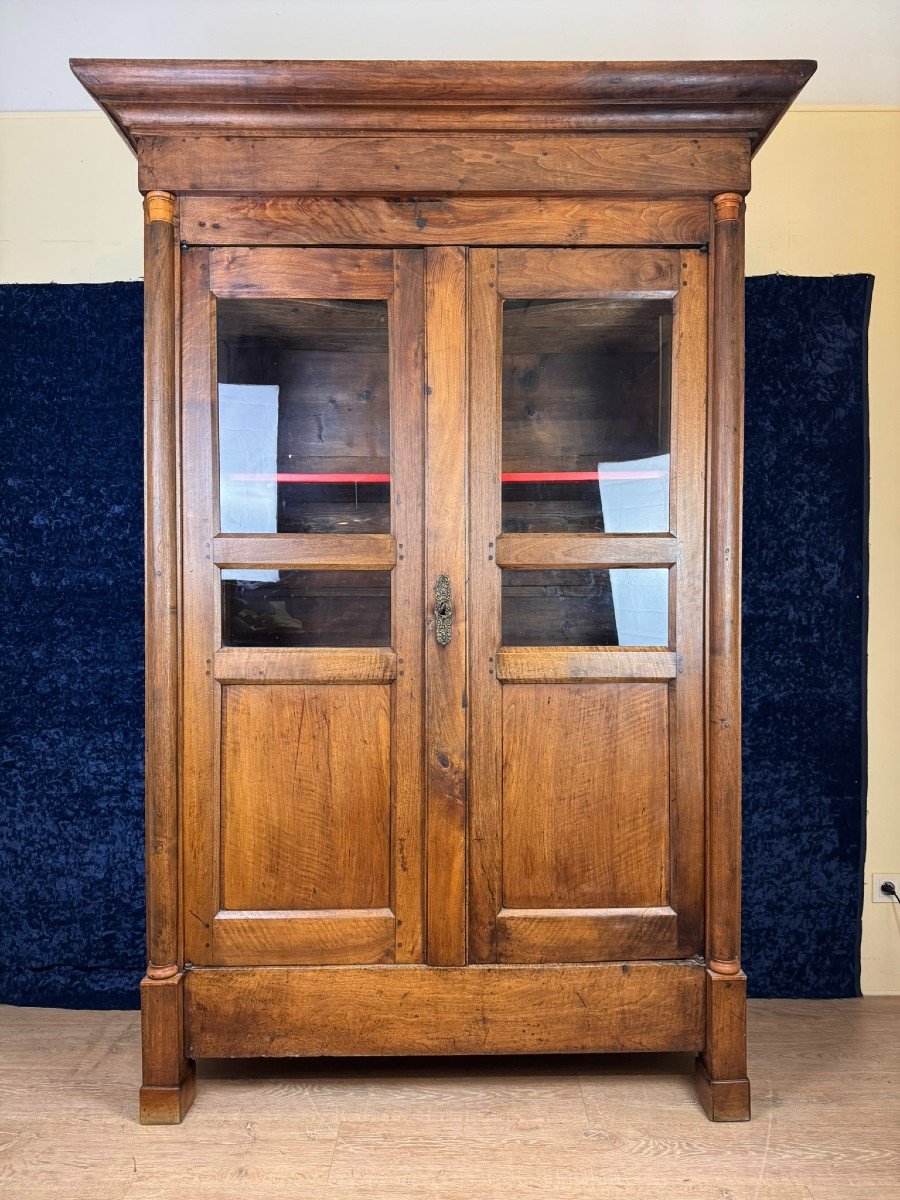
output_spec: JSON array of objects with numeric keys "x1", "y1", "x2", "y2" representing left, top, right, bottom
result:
[
  {"x1": 180, "y1": 196, "x2": 711, "y2": 247},
  {"x1": 497, "y1": 906, "x2": 678, "y2": 964},
  {"x1": 501, "y1": 683, "x2": 669, "y2": 910},
  {"x1": 209, "y1": 247, "x2": 395, "y2": 299},
  {"x1": 185, "y1": 961, "x2": 706, "y2": 1057},
  {"x1": 220, "y1": 684, "x2": 391, "y2": 913},
  {"x1": 498, "y1": 248, "x2": 678, "y2": 299},
  {"x1": 211, "y1": 909, "x2": 395, "y2": 966}
]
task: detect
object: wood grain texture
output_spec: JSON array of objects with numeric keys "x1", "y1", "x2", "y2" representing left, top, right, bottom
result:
[
  {"x1": 6, "y1": 996, "x2": 900, "y2": 1193},
  {"x1": 220, "y1": 684, "x2": 391, "y2": 914},
  {"x1": 467, "y1": 248, "x2": 504, "y2": 965},
  {"x1": 184, "y1": 962, "x2": 706, "y2": 1057},
  {"x1": 498, "y1": 248, "x2": 679, "y2": 298},
  {"x1": 501, "y1": 684, "x2": 669, "y2": 911},
  {"x1": 212, "y1": 534, "x2": 396, "y2": 570},
  {"x1": 469, "y1": 244, "x2": 706, "y2": 973},
  {"x1": 668, "y1": 250, "x2": 709, "y2": 958},
  {"x1": 496, "y1": 534, "x2": 678, "y2": 569},
  {"x1": 706, "y1": 196, "x2": 746, "y2": 974},
  {"x1": 137, "y1": 135, "x2": 751, "y2": 197},
  {"x1": 71, "y1": 58, "x2": 817, "y2": 150},
  {"x1": 181, "y1": 247, "x2": 426, "y2": 982},
  {"x1": 696, "y1": 967, "x2": 750, "y2": 1121},
  {"x1": 695, "y1": 969, "x2": 750, "y2": 1120},
  {"x1": 424, "y1": 247, "x2": 468, "y2": 966},
  {"x1": 210, "y1": 910, "x2": 395, "y2": 967},
  {"x1": 209, "y1": 247, "x2": 394, "y2": 299},
  {"x1": 694, "y1": 1060, "x2": 751, "y2": 1123},
  {"x1": 213, "y1": 647, "x2": 397, "y2": 684},
  {"x1": 181, "y1": 195, "x2": 711, "y2": 247},
  {"x1": 179, "y1": 248, "x2": 220, "y2": 968},
  {"x1": 139, "y1": 973, "x2": 195, "y2": 1124},
  {"x1": 388, "y1": 250, "x2": 427, "y2": 963},
  {"x1": 497, "y1": 907, "x2": 679, "y2": 964},
  {"x1": 64, "y1": 55, "x2": 809, "y2": 1122},
  {"x1": 142, "y1": 193, "x2": 180, "y2": 978},
  {"x1": 496, "y1": 646, "x2": 677, "y2": 682}
]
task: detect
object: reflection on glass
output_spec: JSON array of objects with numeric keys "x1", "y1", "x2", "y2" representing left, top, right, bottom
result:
[
  {"x1": 502, "y1": 569, "x2": 668, "y2": 647},
  {"x1": 217, "y1": 298, "x2": 390, "y2": 535},
  {"x1": 501, "y1": 298, "x2": 671, "y2": 533},
  {"x1": 222, "y1": 570, "x2": 391, "y2": 647}
]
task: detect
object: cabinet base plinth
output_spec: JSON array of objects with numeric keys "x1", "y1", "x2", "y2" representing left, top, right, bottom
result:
[
  {"x1": 184, "y1": 962, "x2": 705, "y2": 1059},
  {"x1": 139, "y1": 1063, "x2": 196, "y2": 1125},
  {"x1": 693, "y1": 1057, "x2": 750, "y2": 1121}
]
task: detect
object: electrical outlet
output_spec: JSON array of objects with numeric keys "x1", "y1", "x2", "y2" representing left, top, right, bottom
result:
[{"x1": 872, "y1": 874, "x2": 900, "y2": 903}]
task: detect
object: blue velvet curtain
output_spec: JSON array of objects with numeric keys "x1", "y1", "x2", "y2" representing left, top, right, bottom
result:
[{"x1": 0, "y1": 275, "x2": 869, "y2": 1008}]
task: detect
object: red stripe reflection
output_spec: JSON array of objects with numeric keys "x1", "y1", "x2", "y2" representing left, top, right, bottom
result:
[{"x1": 225, "y1": 470, "x2": 665, "y2": 484}]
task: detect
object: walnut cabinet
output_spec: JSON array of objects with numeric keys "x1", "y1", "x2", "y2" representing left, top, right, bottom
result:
[{"x1": 73, "y1": 58, "x2": 815, "y2": 1123}]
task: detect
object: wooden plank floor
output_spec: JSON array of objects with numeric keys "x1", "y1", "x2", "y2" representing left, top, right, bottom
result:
[{"x1": 0, "y1": 998, "x2": 897, "y2": 1198}]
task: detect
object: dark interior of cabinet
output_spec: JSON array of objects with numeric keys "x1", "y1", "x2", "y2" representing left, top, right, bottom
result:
[
  {"x1": 217, "y1": 297, "x2": 391, "y2": 537},
  {"x1": 501, "y1": 298, "x2": 671, "y2": 534},
  {"x1": 216, "y1": 295, "x2": 672, "y2": 648},
  {"x1": 222, "y1": 570, "x2": 392, "y2": 647}
]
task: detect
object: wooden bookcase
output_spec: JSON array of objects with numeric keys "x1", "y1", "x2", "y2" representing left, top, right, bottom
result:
[{"x1": 72, "y1": 58, "x2": 815, "y2": 1123}]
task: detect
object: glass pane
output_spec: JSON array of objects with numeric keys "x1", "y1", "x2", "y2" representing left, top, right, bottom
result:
[
  {"x1": 222, "y1": 570, "x2": 391, "y2": 647},
  {"x1": 502, "y1": 298, "x2": 671, "y2": 533},
  {"x1": 502, "y1": 569, "x2": 669, "y2": 647},
  {"x1": 217, "y1": 298, "x2": 390, "y2": 534}
]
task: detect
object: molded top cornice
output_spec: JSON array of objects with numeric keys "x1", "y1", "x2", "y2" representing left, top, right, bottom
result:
[{"x1": 70, "y1": 59, "x2": 816, "y2": 153}]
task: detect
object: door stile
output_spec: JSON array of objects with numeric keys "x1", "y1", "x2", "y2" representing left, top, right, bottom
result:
[
  {"x1": 467, "y1": 248, "x2": 503, "y2": 963},
  {"x1": 424, "y1": 246, "x2": 469, "y2": 965},
  {"x1": 180, "y1": 247, "x2": 219, "y2": 964},
  {"x1": 389, "y1": 249, "x2": 427, "y2": 962},
  {"x1": 669, "y1": 250, "x2": 708, "y2": 955}
]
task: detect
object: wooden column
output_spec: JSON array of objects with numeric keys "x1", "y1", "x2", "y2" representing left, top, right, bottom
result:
[
  {"x1": 143, "y1": 190, "x2": 180, "y2": 981},
  {"x1": 140, "y1": 191, "x2": 195, "y2": 1124},
  {"x1": 706, "y1": 191, "x2": 745, "y2": 978},
  {"x1": 697, "y1": 191, "x2": 750, "y2": 1122}
]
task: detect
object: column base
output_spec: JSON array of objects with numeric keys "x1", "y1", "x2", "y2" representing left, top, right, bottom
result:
[
  {"x1": 694, "y1": 1056, "x2": 751, "y2": 1121},
  {"x1": 139, "y1": 1061, "x2": 196, "y2": 1125}
]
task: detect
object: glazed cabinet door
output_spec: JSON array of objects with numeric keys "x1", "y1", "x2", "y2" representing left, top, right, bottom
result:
[
  {"x1": 468, "y1": 247, "x2": 707, "y2": 964},
  {"x1": 181, "y1": 247, "x2": 426, "y2": 966}
]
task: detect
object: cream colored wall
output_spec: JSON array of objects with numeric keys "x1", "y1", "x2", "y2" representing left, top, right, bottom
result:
[
  {"x1": 745, "y1": 110, "x2": 900, "y2": 995},
  {"x1": 1, "y1": 108, "x2": 898, "y2": 992}
]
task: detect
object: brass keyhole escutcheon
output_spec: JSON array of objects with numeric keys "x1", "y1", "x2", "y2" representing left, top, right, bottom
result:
[{"x1": 434, "y1": 575, "x2": 453, "y2": 646}]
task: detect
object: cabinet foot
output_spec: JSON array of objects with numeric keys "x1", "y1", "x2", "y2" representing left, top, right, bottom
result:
[
  {"x1": 694, "y1": 1056, "x2": 750, "y2": 1121},
  {"x1": 139, "y1": 1063, "x2": 196, "y2": 1125},
  {"x1": 140, "y1": 971, "x2": 195, "y2": 1124},
  {"x1": 695, "y1": 966, "x2": 750, "y2": 1120}
]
